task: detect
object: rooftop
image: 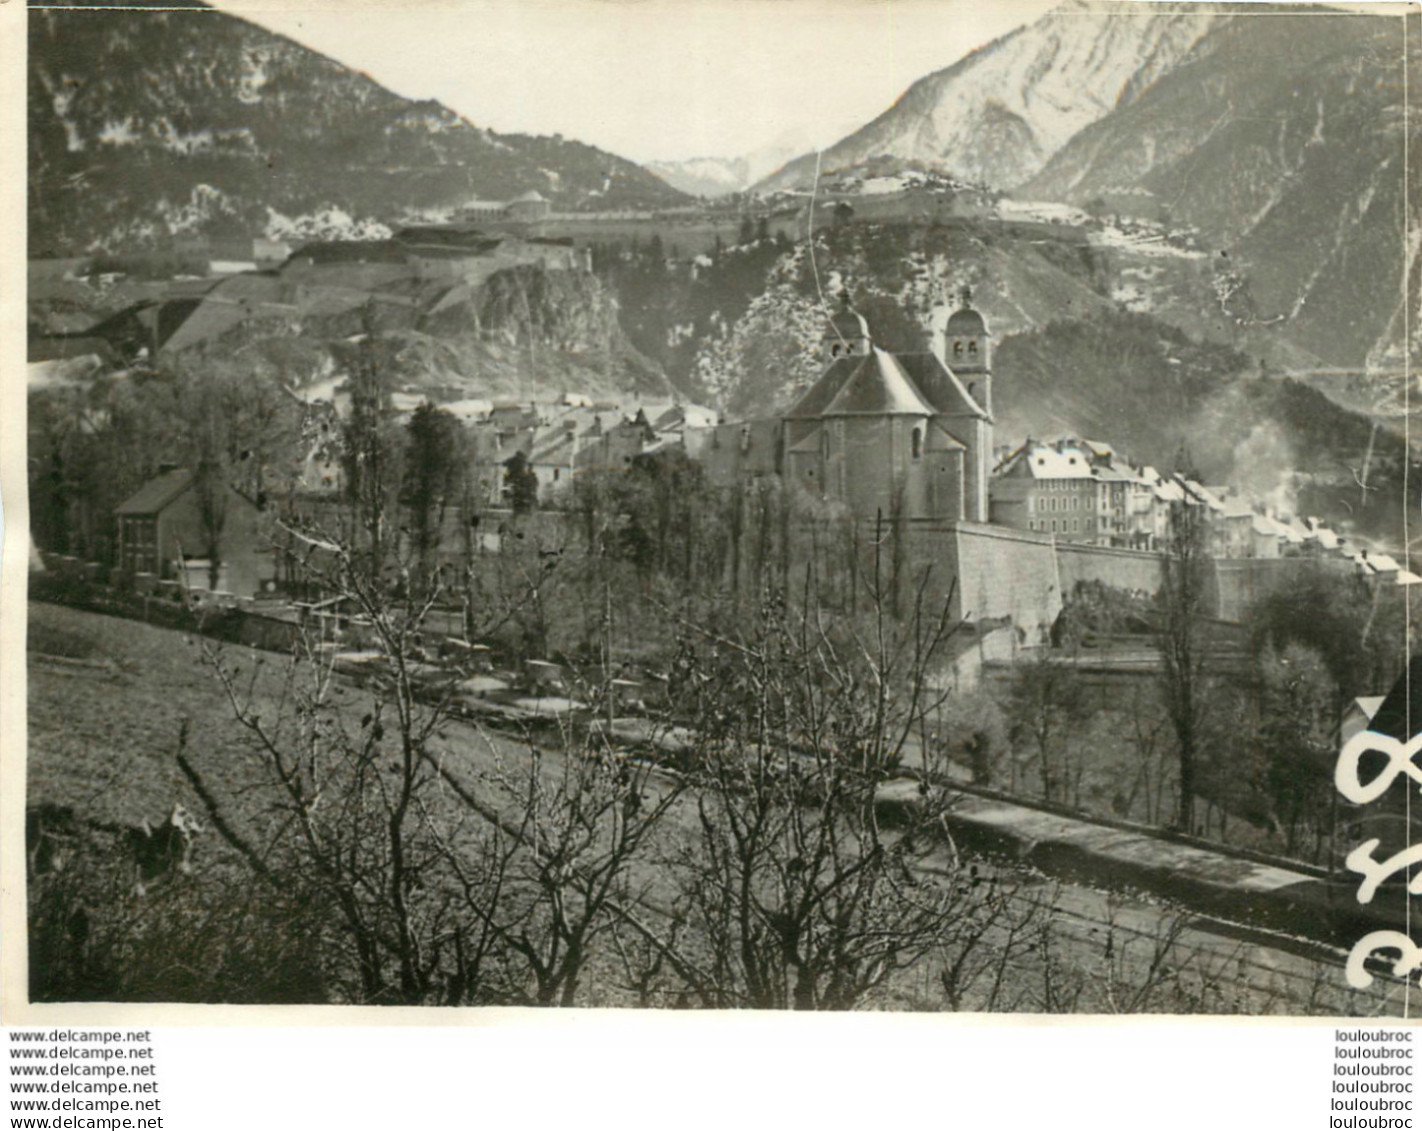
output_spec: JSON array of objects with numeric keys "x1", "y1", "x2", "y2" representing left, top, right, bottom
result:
[
  {"x1": 821, "y1": 349, "x2": 936, "y2": 417},
  {"x1": 116, "y1": 468, "x2": 194, "y2": 516}
]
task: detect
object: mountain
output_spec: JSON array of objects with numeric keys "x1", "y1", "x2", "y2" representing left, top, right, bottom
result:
[
  {"x1": 650, "y1": 123, "x2": 862, "y2": 198},
  {"x1": 645, "y1": 156, "x2": 751, "y2": 199},
  {"x1": 755, "y1": 2, "x2": 1219, "y2": 194},
  {"x1": 680, "y1": 219, "x2": 1122, "y2": 417},
  {"x1": 1021, "y1": 9, "x2": 1420, "y2": 371},
  {"x1": 662, "y1": 219, "x2": 1408, "y2": 541},
  {"x1": 753, "y1": 3, "x2": 1418, "y2": 372},
  {"x1": 28, "y1": 0, "x2": 687, "y2": 255}
]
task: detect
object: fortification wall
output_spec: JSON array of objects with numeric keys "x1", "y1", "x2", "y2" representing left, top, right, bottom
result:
[
  {"x1": 1057, "y1": 542, "x2": 1163, "y2": 599},
  {"x1": 1208, "y1": 555, "x2": 1353, "y2": 622},
  {"x1": 898, "y1": 521, "x2": 1061, "y2": 642},
  {"x1": 898, "y1": 527, "x2": 1362, "y2": 631}
]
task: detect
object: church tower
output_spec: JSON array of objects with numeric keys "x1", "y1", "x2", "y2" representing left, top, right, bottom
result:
[
  {"x1": 944, "y1": 285, "x2": 991, "y2": 417},
  {"x1": 824, "y1": 289, "x2": 871, "y2": 360}
]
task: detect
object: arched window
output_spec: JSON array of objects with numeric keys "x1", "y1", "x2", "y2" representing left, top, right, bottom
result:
[{"x1": 911, "y1": 427, "x2": 922, "y2": 460}]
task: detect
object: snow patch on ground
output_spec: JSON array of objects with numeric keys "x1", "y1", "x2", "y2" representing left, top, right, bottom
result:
[
  {"x1": 998, "y1": 199, "x2": 1094, "y2": 226},
  {"x1": 859, "y1": 175, "x2": 910, "y2": 196},
  {"x1": 1111, "y1": 283, "x2": 1153, "y2": 311},
  {"x1": 159, "y1": 184, "x2": 237, "y2": 235},
  {"x1": 1089, "y1": 223, "x2": 1204, "y2": 260},
  {"x1": 154, "y1": 119, "x2": 216, "y2": 155},
  {"x1": 265, "y1": 207, "x2": 393, "y2": 242},
  {"x1": 98, "y1": 119, "x2": 139, "y2": 146},
  {"x1": 237, "y1": 48, "x2": 272, "y2": 104},
  {"x1": 395, "y1": 206, "x2": 455, "y2": 226}
]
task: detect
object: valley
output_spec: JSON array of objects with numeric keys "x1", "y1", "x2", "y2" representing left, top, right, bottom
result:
[{"x1": 19, "y1": 0, "x2": 1422, "y2": 1017}]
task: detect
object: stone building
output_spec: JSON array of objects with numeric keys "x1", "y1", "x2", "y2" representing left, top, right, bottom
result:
[
  {"x1": 779, "y1": 291, "x2": 995, "y2": 523},
  {"x1": 115, "y1": 468, "x2": 275, "y2": 598}
]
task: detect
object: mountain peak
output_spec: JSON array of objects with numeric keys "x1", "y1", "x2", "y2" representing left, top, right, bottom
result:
[{"x1": 756, "y1": 2, "x2": 1220, "y2": 193}]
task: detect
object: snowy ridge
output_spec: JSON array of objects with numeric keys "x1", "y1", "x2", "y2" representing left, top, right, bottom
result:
[
  {"x1": 757, "y1": 3, "x2": 1217, "y2": 192},
  {"x1": 647, "y1": 156, "x2": 750, "y2": 198}
]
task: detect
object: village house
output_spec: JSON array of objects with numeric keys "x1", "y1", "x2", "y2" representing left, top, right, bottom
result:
[
  {"x1": 524, "y1": 408, "x2": 657, "y2": 498},
  {"x1": 115, "y1": 468, "x2": 276, "y2": 599},
  {"x1": 990, "y1": 440, "x2": 1104, "y2": 542}
]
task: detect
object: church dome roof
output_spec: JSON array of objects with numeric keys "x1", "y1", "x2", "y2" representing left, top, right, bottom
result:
[
  {"x1": 945, "y1": 305, "x2": 986, "y2": 336},
  {"x1": 830, "y1": 304, "x2": 869, "y2": 341},
  {"x1": 822, "y1": 349, "x2": 934, "y2": 417}
]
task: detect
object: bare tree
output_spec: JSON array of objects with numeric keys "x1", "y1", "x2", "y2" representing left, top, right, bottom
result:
[
  {"x1": 340, "y1": 309, "x2": 404, "y2": 578},
  {"x1": 614, "y1": 559, "x2": 1004, "y2": 1010},
  {"x1": 181, "y1": 483, "x2": 687, "y2": 1006},
  {"x1": 1119, "y1": 682, "x2": 1172, "y2": 824},
  {"x1": 1157, "y1": 496, "x2": 1210, "y2": 833},
  {"x1": 470, "y1": 742, "x2": 683, "y2": 1006},
  {"x1": 197, "y1": 533, "x2": 473, "y2": 1003},
  {"x1": 1003, "y1": 651, "x2": 1089, "y2": 804}
]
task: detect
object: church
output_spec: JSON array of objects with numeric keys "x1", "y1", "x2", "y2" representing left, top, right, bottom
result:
[{"x1": 779, "y1": 290, "x2": 994, "y2": 524}]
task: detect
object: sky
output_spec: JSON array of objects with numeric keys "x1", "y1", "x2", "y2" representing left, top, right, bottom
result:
[{"x1": 205, "y1": 0, "x2": 1057, "y2": 163}]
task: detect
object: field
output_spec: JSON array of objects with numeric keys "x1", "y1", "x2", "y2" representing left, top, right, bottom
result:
[
  {"x1": 25, "y1": 600, "x2": 1393, "y2": 1014},
  {"x1": 29, "y1": 601, "x2": 259, "y2": 831},
  {"x1": 27, "y1": 600, "x2": 541, "y2": 838}
]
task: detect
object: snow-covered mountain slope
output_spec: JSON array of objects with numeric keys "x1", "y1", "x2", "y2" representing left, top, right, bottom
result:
[
  {"x1": 651, "y1": 124, "x2": 860, "y2": 198},
  {"x1": 646, "y1": 156, "x2": 751, "y2": 198},
  {"x1": 29, "y1": 0, "x2": 686, "y2": 254},
  {"x1": 1023, "y1": 9, "x2": 1420, "y2": 371},
  {"x1": 756, "y1": 1, "x2": 1218, "y2": 193}
]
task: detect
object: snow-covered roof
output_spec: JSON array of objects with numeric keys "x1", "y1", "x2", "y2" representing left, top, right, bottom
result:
[
  {"x1": 1180, "y1": 480, "x2": 1223, "y2": 511},
  {"x1": 1220, "y1": 496, "x2": 1255, "y2": 520},
  {"x1": 1153, "y1": 478, "x2": 1188, "y2": 503},
  {"x1": 390, "y1": 392, "x2": 427, "y2": 412},
  {"x1": 1252, "y1": 513, "x2": 1288, "y2": 538},
  {"x1": 1309, "y1": 524, "x2": 1341, "y2": 550},
  {"x1": 442, "y1": 398, "x2": 493, "y2": 421},
  {"x1": 1020, "y1": 445, "x2": 1096, "y2": 480}
]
